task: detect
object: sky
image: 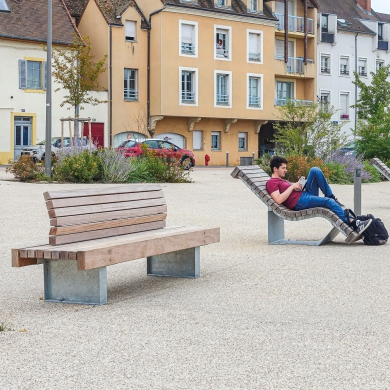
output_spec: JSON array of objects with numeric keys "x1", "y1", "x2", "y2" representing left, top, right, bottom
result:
[{"x1": 371, "y1": 0, "x2": 390, "y2": 14}]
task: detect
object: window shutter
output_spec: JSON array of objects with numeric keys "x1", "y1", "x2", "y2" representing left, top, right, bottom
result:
[
  {"x1": 44, "y1": 61, "x2": 47, "y2": 90},
  {"x1": 275, "y1": 1, "x2": 284, "y2": 13},
  {"x1": 182, "y1": 24, "x2": 193, "y2": 43},
  {"x1": 125, "y1": 21, "x2": 136, "y2": 40},
  {"x1": 19, "y1": 59, "x2": 27, "y2": 89},
  {"x1": 288, "y1": 41, "x2": 293, "y2": 57},
  {"x1": 275, "y1": 40, "x2": 284, "y2": 57},
  {"x1": 193, "y1": 130, "x2": 202, "y2": 150},
  {"x1": 249, "y1": 33, "x2": 258, "y2": 53},
  {"x1": 340, "y1": 57, "x2": 348, "y2": 66},
  {"x1": 340, "y1": 93, "x2": 348, "y2": 113}
]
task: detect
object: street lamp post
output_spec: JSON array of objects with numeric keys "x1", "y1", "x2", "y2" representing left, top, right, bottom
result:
[{"x1": 45, "y1": 0, "x2": 52, "y2": 177}]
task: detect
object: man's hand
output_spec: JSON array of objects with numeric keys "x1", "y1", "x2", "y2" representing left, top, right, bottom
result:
[{"x1": 291, "y1": 182, "x2": 302, "y2": 192}]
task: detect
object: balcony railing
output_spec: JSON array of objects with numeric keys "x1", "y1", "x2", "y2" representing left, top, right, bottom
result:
[
  {"x1": 275, "y1": 98, "x2": 314, "y2": 106},
  {"x1": 181, "y1": 42, "x2": 195, "y2": 55},
  {"x1": 248, "y1": 52, "x2": 261, "y2": 61},
  {"x1": 358, "y1": 66, "x2": 367, "y2": 77},
  {"x1": 216, "y1": 94, "x2": 229, "y2": 105},
  {"x1": 321, "y1": 32, "x2": 334, "y2": 43},
  {"x1": 321, "y1": 67, "x2": 330, "y2": 74},
  {"x1": 216, "y1": 48, "x2": 229, "y2": 58},
  {"x1": 124, "y1": 89, "x2": 138, "y2": 101},
  {"x1": 378, "y1": 40, "x2": 389, "y2": 51},
  {"x1": 275, "y1": 13, "x2": 314, "y2": 34},
  {"x1": 249, "y1": 96, "x2": 261, "y2": 107},
  {"x1": 181, "y1": 91, "x2": 195, "y2": 103},
  {"x1": 340, "y1": 66, "x2": 349, "y2": 75},
  {"x1": 275, "y1": 56, "x2": 313, "y2": 75}
]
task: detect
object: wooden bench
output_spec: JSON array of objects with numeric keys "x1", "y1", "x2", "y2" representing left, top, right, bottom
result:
[
  {"x1": 370, "y1": 158, "x2": 390, "y2": 180},
  {"x1": 12, "y1": 185, "x2": 220, "y2": 305},
  {"x1": 231, "y1": 165, "x2": 359, "y2": 245}
]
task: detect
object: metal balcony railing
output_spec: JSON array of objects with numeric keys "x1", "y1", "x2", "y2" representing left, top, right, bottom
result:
[
  {"x1": 275, "y1": 56, "x2": 313, "y2": 75},
  {"x1": 321, "y1": 67, "x2": 331, "y2": 74},
  {"x1": 124, "y1": 89, "x2": 138, "y2": 101},
  {"x1": 181, "y1": 42, "x2": 195, "y2": 55},
  {"x1": 275, "y1": 98, "x2": 314, "y2": 106},
  {"x1": 340, "y1": 66, "x2": 349, "y2": 75},
  {"x1": 275, "y1": 13, "x2": 314, "y2": 34},
  {"x1": 358, "y1": 66, "x2": 367, "y2": 77},
  {"x1": 249, "y1": 96, "x2": 261, "y2": 106},
  {"x1": 248, "y1": 52, "x2": 261, "y2": 61},
  {"x1": 216, "y1": 94, "x2": 229, "y2": 105},
  {"x1": 321, "y1": 32, "x2": 334, "y2": 43},
  {"x1": 378, "y1": 40, "x2": 389, "y2": 51},
  {"x1": 181, "y1": 91, "x2": 195, "y2": 103},
  {"x1": 216, "y1": 48, "x2": 229, "y2": 58}
]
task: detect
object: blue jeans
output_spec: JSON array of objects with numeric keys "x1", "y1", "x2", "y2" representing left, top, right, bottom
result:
[{"x1": 294, "y1": 167, "x2": 347, "y2": 222}]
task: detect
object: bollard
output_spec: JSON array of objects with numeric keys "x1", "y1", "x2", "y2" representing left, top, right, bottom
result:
[
  {"x1": 354, "y1": 167, "x2": 362, "y2": 216},
  {"x1": 252, "y1": 152, "x2": 255, "y2": 164},
  {"x1": 226, "y1": 151, "x2": 229, "y2": 167}
]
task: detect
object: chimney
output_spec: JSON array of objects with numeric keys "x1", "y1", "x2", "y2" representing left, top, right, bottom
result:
[{"x1": 357, "y1": 0, "x2": 371, "y2": 12}]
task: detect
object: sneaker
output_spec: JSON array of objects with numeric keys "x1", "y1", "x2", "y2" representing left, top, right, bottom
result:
[
  {"x1": 349, "y1": 219, "x2": 372, "y2": 243},
  {"x1": 328, "y1": 194, "x2": 345, "y2": 208}
]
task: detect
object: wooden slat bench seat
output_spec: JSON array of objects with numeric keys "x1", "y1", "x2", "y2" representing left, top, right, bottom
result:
[
  {"x1": 12, "y1": 184, "x2": 220, "y2": 305},
  {"x1": 231, "y1": 166, "x2": 359, "y2": 245},
  {"x1": 370, "y1": 158, "x2": 390, "y2": 180}
]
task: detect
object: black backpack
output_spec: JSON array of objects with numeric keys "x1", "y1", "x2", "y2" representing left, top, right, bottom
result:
[{"x1": 345, "y1": 209, "x2": 388, "y2": 245}]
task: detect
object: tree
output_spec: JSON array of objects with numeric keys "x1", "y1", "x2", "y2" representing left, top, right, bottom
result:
[
  {"x1": 273, "y1": 101, "x2": 345, "y2": 159},
  {"x1": 352, "y1": 65, "x2": 390, "y2": 160},
  {"x1": 51, "y1": 34, "x2": 108, "y2": 137}
]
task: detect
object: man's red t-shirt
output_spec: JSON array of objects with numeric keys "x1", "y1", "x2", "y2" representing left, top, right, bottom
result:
[{"x1": 266, "y1": 178, "x2": 302, "y2": 209}]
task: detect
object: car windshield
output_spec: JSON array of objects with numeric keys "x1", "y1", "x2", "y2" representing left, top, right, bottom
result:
[{"x1": 119, "y1": 140, "x2": 137, "y2": 147}]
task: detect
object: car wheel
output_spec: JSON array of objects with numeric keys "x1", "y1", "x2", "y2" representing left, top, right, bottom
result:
[{"x1": 181, "y1": 156, "x2": 193, "y2": 170}]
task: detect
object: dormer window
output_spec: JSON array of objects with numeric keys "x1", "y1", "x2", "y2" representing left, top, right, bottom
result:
[
  {"x1": 125, "y1": 21, "x2": 136, "y2": 42},
  {"x1": 218, "y1": 0, "x2": 226, "y2": 6},
  {"x1": 250, "y1": 0, "x2": 257, "y2": 12},
  {"x1": 321, "y1": 14, "x2": 328, "y2": 32},
  {"x1": 0, "y1": 0, "x2": 9, "y2": 11},
  {"x1": 378, "y1": 23, "x2": 384, "y2": 41}
]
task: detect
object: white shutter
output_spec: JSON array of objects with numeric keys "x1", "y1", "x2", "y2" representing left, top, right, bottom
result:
[
  {"x1": 340, "y1": 93, "x2": 348, "y2": 114},
  {"x1": 193, "y1": 130, "x2": 202, "y2": 150},
  {"x1": 182, "y1": 24, "x2": 193, "y2": 44},
  {"x1": 125, "y1": 21, "x2": 136, "y2": 40},
  {"x1": 340, "y1": 57, "x2": 348, "y2": 66},
  {"x1": 288, "y1": 0, "x2": 293, "y2": 14},
  {"x1": 275, "y1": 40, "x2": 284, "y2": 57},
  {"x1": 249, "y1": 33, "x2": 258, "y2": 53},
  {"x1": 288, "y1": 41, "x2": 293, "y2": 57},
  {"x1": 19, "y1": 59, "x2": 27, "y2": 89},
  {"x1": 275, "y1": 1, "x2": 284, "y2": 14}
]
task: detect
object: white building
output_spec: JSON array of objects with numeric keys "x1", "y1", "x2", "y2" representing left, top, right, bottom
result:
[
  {"x1": 0, "y1": 0, "x2": 108, "y2": 164},
  {"x1": 317, "y1": 0, "x2": 390, "y2": 138}
]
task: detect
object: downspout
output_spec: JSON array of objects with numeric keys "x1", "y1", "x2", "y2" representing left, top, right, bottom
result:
[
  {"x1": 284, "y1": 0, "x2": 288, "y2": 63},
  {"x1": 354, "y1": 32, "x2": 360, "y2": 135},
  {"x1": 304, "y1": 0, "x2": 308, "y2": 64},
  {"x1": 109, "y1": 24, "x2": 113, "y2": 147}
]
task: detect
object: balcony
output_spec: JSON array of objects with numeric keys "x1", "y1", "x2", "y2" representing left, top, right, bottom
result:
[
  {"x1": 275, "y1": 14, "x2": 314, "y2": 35},
  {"x1": 124, "y1": 89, "x2": 138, "y2": 101},
  {"x1": 181, "y1": 42, "x2": 195, "y2": 55},
  {"x1": 181, "y1": 91, "x2": 195, "y2": 104},
  {"x1": 275, "y1": 56, "x2": 314, "y2": 75},
  {"x1": 321, "y1": 32, "x2": 334, "y2": 43},
  {"x1": 378, "y1": 40, "x2": 389, "y2": 51},
  {"x1": 216, "y1": 94, "x2": 229, "y2": 105},
  {"x1": 275, "y1": 98, "x2": 314, "y2": 106},
  {"x1": 249, "y1": 96, "x2": 261, "y2": 107}
]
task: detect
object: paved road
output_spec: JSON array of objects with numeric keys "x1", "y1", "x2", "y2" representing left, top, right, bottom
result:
[{"x1": 1, "y1": 169, "x2": 390, "y2": 389}]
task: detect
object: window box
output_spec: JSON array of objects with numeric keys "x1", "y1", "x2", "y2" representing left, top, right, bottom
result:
[{"x1": 341, "y1": 114, "x2": 349, "y2": 119}]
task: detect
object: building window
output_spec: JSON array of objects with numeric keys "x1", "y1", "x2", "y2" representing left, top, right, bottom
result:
[
  {"x1": 211, "y1": 131, "x2": 221, "y2": 150},
  {"x1": 215, "y1": 25, "x2": 231, "y2": 60},
  {"x1": 320, "y1": 54, "x2": 330, "y2": 74},
  {"x1": 238, "y1": 132, "x2": 247, "y2": 151},
  {"x1": 193, "y1": 130, "x2": 203, "y2": 150},
  {"x1": 320, "y1": 90, "x2": 330, "y2": 112},
  {"x1": 180, "y1": 69, "x2": 196, "y2": 104},
  {"x1": 125, "y1": 21, "x2": 136, "y2": 41},
  {"x1": 180, "y1": 21, "x2": 197, "y2": 56},
  {"x1": 276, "y1": 81, "x2": 294, "y2": 105},
  {"x1": 376, "y1": 59, "x2": 385, "y2": 71},
  {"x1": 340, "y1": 92, "x2": 349, "y2": 120},
  {"x1": 321, "y1": 14, "x2": 328, "y2": 32},
  {"x1": 378, "y1": 23, "x2": 384, "y2": 41},
  {"x1": 340, "y1": 56, "x2": 349, "y2": 76},
  {"x1": 248, "y1": 31, "x2": 262, "y2": 62},
  {"x1": 215, "y1": 71, "x2": 231, "y2": 107},
  {"x1": 18, "y1": 59, "x2": 46, "y2": 90},
  {"x1": 248, "y1": 75, "x2": 262, "y2": 108},
  {"x1": 217, "y1": 0, "x2": 226, "y2": 6},
  {"x1": 250, "y1": 0, "x2": 257, "y2": 12},
  {"x1": 124, "y1": 69, "x2": 138, "y2": 101},
  {"x1": 358, "y1": 58, "x2": 367, "y2": 76}
]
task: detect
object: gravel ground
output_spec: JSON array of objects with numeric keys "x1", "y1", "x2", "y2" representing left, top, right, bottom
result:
[{"x1": 1, "y1": 166, "x2": 390, "y2": 389}]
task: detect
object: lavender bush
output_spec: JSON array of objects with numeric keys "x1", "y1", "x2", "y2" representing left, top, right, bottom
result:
[
  {"x1": 326, "y1": 152, "x2": 371, "y2": 181},
  {"x1": 97, "y1": 148, "x2": 136, "y2": 183}
]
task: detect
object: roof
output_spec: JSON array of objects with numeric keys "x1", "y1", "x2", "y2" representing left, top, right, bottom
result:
[
  {"x1": 372, "y1": 11, "x2": 390, "y2": 24},
  {"x1": 62, "y1": 0, "x2": 89, "y2": 17},
  {"x1": 0, "y1": 0, "x2": 80, "y2": 44}
]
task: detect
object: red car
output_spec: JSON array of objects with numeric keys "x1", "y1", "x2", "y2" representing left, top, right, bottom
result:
[{"x1": 117, "y1": 139, "x2": 195, "y2": 170}]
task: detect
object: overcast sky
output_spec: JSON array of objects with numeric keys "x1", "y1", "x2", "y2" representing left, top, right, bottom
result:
[{"x1": 371, "y1": 0, "x2": 390, "y2": 14}]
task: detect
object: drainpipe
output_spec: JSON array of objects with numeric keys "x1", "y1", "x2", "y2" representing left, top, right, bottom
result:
[
  {"x1": 304, "y1": 0, "x2": 308, "y2": 64},
  {"x1": 284, "y1": 0, "x2": 288, "y2": 63},
  {"x1": 354, "y1": 32, "x2": 360, "y2": 134},
  {"x1": 109, "y1": 24, "x2": 113, "y2": 146}
]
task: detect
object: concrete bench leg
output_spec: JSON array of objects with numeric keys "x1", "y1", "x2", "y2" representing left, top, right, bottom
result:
[
  {"x1": 43, "y1": 259, "x2": 107, "y2": 305},
  {"x1": 147, "y1": 247, "x2": 200, "y2": 278}
]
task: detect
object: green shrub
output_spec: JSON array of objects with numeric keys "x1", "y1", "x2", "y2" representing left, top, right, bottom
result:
[
  {"x1": 97, "y1": 148, "x2": 137, "y2": 183},
  {"x1": 6, "y1": 156, "x2": 50, "y2": 182},
  {"x1": 322, "y1": 162, "x2": 353, "y2": 184},
  {"x1": 362, "y1": 161, "x2": 383, "y2": 183}
]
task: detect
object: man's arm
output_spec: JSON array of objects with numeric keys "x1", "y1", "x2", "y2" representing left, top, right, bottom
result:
[{"x1": 269, "y1": 182, "x2": 302, "y2": 204}]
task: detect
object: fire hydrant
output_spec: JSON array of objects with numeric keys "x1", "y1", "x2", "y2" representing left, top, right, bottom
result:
[{"x1": 205, "y1": 154, "x2": 210, "y2": 166}]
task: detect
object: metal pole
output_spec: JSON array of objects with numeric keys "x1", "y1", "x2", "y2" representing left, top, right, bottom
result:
[
  {"x1": 252, "y1": 152, "x2": 255, "y2": 164},
  {"x1": 45, "y1": 0, "x2": 52, "y2": 177},
  {"x1": 354, "y1": 168, "x2": 362, "y2": 216},
  {"x1": 226, "y1": 151, "x2": 229, "y2": 167}
]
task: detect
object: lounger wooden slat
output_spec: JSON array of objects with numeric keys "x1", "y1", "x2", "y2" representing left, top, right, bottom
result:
[{"x1": 369, "y1": 158, "x2": 390, "y2": 180}]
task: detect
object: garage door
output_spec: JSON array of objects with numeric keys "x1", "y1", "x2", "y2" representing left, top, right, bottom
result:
[
  {"x1": 155, "y1": 133, "x2": 185, "y2": 148},
  {"x1": 113, "y1": 132, "x2": 147, "y2": 147}
]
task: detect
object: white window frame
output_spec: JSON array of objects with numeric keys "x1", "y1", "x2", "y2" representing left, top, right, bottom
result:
[
  {"x1": 247, "y1": 29, "x2": 263, "y2": 64},
  {"x1": 358, "y1": 57, "x2": 368, "y2": 77},
  {"x1": 179, "y1": 20, "x2": 198, "y2": 58},
  {"x1": 211, "y1": 131, "x2": 221, "y2": 151},
  {"x1": 376, "y1": 59, "x2": 385, "y2": 71},
  {"x1": 125, "y1": 20, "x2": 136, "y2": 42},
  {"x1": 247, "y1": 73, "x2": 263, "y2": 110},
  {"x1": 193, "y1": 130, "x2": 203, "y2": 150},
  {"x1": 339, "y1": 91, "x2": 350, "y2": 121},
  {"x1": 214, "y1": 24, "x2": 232, "y2": 61},
  {"x1": 238, "y1": 132, "x2": 248, "y2": 151},
  {"x1": 320, "y1": 89, "x2": 331, "y2": 111},
  {"x1": 179, "y1": 66, "x2": 198, "y2": 106},
  {"x1": 249, "y1": 0, "x2": 258, "y2": 12},
  {"x1": 339, "y1": 55, "x2": 350, "y2": 77},
  {"x1": 320, "y1": 52, "x2": 331, "y2": 75},
  {"x1": 214, "y1": 70, "x2": 232, "y2": 108},
  {"x1": 275, "y1": 78, "x2": 296, "y2": 106}
]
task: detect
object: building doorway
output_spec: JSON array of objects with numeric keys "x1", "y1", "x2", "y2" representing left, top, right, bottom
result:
[{"x1": 14, "y1": 116, "x2": 32, "y2": 160}]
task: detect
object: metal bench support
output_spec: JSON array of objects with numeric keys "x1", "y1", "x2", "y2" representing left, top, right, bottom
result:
[
  {"x1": 147, "y1": 247, "x2": 200, "y2": 278},
  {"x1": 268, "y1": 210, "x2": 340, "y2": 246},
  {"x1": 43, "y1": 259, "x2": 107, "y2": 305}
]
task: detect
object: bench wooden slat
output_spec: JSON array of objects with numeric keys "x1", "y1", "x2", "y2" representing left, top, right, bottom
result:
[
  {"x1": 48, "y1": 198, "x2": 166, "y2": 219},
  {"x1": 46, "y1": 189, "x2": 164, "y2": 209},
  {"x1": 50, "y1": 213, "x2": 167, "y2": 236},
  {"x1": 49, "y1": 220, "x2": 166, "y2": 245},
  {"x1": 43, "y1": 184, "x2": 161, "y2": 200}
]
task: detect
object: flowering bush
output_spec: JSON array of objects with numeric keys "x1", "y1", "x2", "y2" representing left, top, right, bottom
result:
[
  {"x1": 6, "y1": 156, "x2": 49, "y2": 182},
  {"x1": 97, "y1": 148, "x2": 137, "y2": 183}
]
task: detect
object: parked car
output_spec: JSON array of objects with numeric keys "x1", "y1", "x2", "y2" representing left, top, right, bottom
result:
[
  {"x1": 117, "y1": 139, "x2": 195, "y2": 170},
  {"x1": 20, "y1": 137, "x2": 94, "y2": 162},
  {"x1": 338, "y1": 142, "x2": 357, "y2": 157}
]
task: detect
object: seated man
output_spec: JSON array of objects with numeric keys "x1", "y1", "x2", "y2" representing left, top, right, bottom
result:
[{"x1": 266, "y1": 156, "x2": 371, "y2": 243}]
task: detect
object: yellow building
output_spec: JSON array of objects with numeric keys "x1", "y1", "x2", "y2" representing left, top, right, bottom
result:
[{"x1": 69, "y1": 0, "x2": 318, "y2": 166}]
